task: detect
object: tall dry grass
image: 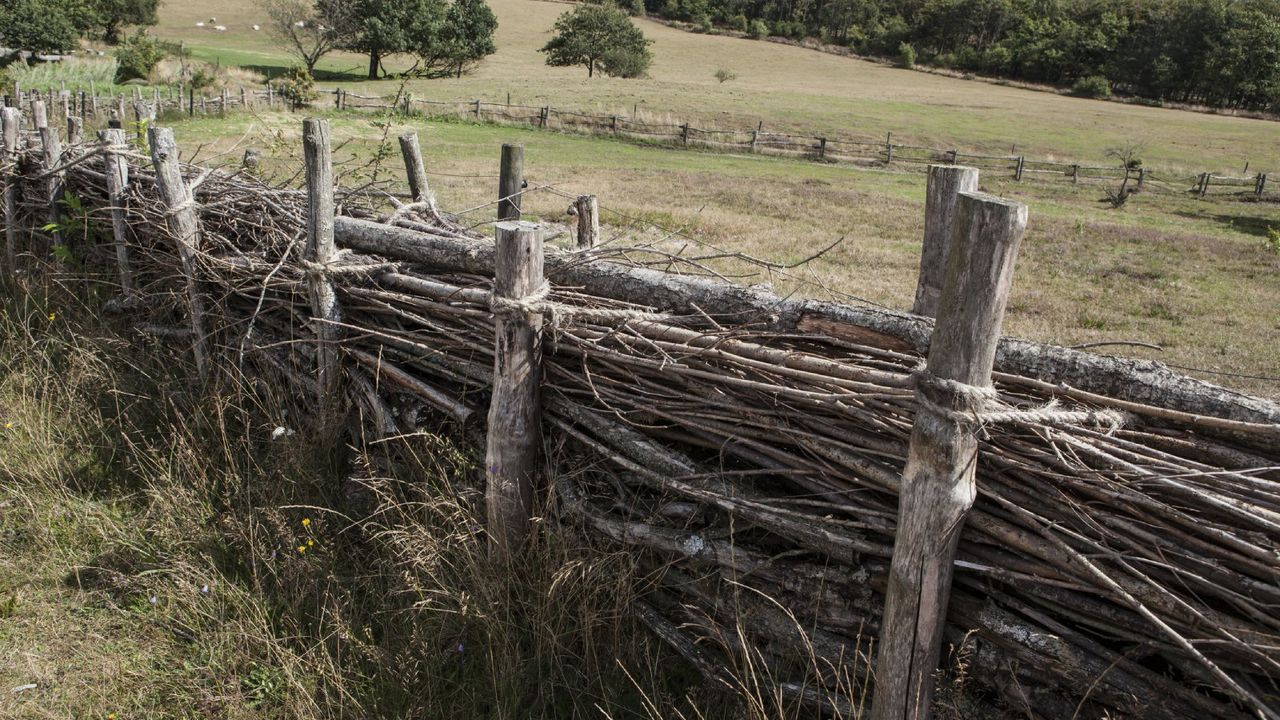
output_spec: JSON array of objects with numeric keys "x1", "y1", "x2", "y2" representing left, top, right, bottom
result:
[{"x1": 0, "y1": 274, "x2": 755, "y2": 718}]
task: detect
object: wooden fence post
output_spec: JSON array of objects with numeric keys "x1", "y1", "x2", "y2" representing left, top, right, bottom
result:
[
  {"x1": 750, "y1": 129, "x2": 759, "y2": 152},
  {"x1": 403, "y1": 92, "x2": 413, "y2": 115},
  {"x1": 947, "y1": 149, "x2": 957, "y2": 164},
  {"x1": 486, "y1": 220, "x2": 545, "y2": 555},
  {"x1": 1071, "y1": 164, "x2": 1079, "y2": 183},
  {"x1": 913, "y1": 165, "x2": 979, "y2": 318},
  {"x1": 1137, "y1": 168, "x2": 1147, "y2": 189},
  {"x1": 1014, "y1": 155, "x2": 1025, "y2": 181},
  {"x1": 474, "y1": 98, "x2": 482, "y2": 119},
  {"x1": 498, "y1": 143, "x2": 524, "y2": 221},
  {"x1": 574, "y1": 195, "x2": 599, "y2": 249},
  {"x1": 99, "y1": 128, "x2": 134, "y2": 293},
  {"x1": 32, "y1": 101, "x2": 66, "y2": 253},
  {"x1": 886, "y1": 132, "x2": 894, "y2": 164},
  {"x1": 681, "y1": 123, "x2": 690, "y2": 145},
  {"x1": 1256, "y1": 172, "x2": 1267, "y2": 197},
  {"x1": 817, "y1": 137, "x2": 827, "y2": 160},
  {"x1": 148, "y1": 126, "x2": 212, "y2": 382},
  {"x1": 540, "y1": 106, "x2": 549, "y2": 128},
  {"x1": 67, "y1": 116, "x2": 82, "y2": 146},
  {"x1": 872, "y1": 190, "x2": 1028, "y2": 720},
  {"x1": 2, "y1": 108, "x2": 18, "y2": 276},
  {"x1": 303, "y1": 118, "x2": 343, "y2": 423},
  {"x1": 398, "y1": 131, "x2": 437, "y2": 213},
  {"x1": 1200, "y1": 172, "x2": 1211, "y2": 196}
]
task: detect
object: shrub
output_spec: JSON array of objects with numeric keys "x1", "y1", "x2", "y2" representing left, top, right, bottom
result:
[
  {"x1": 897, "y1": 41, "x2": 915, "y2": 69},
  {"x1": 273, "y1": 66, "x2": 317, "y2": 110},
  {"x1": 1265, "y1": 227, "x2": 1280, "y2": 255},
  {"x1": 747, "y1": 19, "x2": 768, "y2": 39},
  {"x1": 114, "y1": 31, "x2": 166, "y2": 82},
  {"x1": 714, "y1": 67, "x2": 736, "y2": 83},
  {"x1": 695, "y1": 14, "x2": 712, "y2": 33},
  {"x1": 730, "y1": 14, "x2": 748, "y2": 32},
  {"x1": 1071, "y1": 75, "x2": 1112, "y2": 99}
]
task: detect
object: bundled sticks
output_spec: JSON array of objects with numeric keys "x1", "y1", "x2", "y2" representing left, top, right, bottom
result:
[{"x1": 3, "y1": 126, "x2": 1277, "y2": 720}]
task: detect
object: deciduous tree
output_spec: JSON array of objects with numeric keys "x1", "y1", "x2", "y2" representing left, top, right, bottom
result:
[
  {"x1": 265, "y1": 0, "x2": 340, "y2": 77},
  {"x1": 540, "y1": 3, "x2": 652, "y2": 78}
]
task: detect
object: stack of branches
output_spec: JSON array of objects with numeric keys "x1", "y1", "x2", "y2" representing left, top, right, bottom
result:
[{"x1": 13, "y1": 136, "x2": 1280, "y2": 720}]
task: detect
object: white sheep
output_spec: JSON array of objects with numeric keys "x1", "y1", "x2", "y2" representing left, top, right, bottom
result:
[
  {"x1": 215, "y1": 25, "x2": 227, "y2": 31},
  {"x1": 195, "y1": 21, "x2": 204, "y2": 27},
  {"x1": 252, "y1": 24, "x2": 260, "y2": 31}
]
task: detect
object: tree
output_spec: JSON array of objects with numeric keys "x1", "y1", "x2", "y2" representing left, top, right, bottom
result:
[
  {"x1": 540, "y1": 3, "x2": 652, "y2": 77},
  {"x1": 318, "y1": 0, "x2": 445, "y2": 80},
  {"x1": 91, "y1": 0, "x2": 160, "y2": 44},
  {"x1": 0, "y1": 0, "x2": 78, "y2": 57},
  {"x1": 265, "y1": 0, "x2": 341, "y2": 77},
  {"x1": 438, "y1": 0, "x2": 497, "y2": 77}
]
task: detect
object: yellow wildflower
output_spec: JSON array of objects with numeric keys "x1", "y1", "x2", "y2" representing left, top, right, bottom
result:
[
  {"x1": 301, "y1": 518, "x2": 311, "y2": 528},
  {"x1": 47, "y1": 312, "x2": 56, "y2": 322},
  {"x1": 306, "y1": 539, "x2": 315, "y2": 547},
  {"x1": 297, "y1": 545, "x2": 307, "y2": 554}
]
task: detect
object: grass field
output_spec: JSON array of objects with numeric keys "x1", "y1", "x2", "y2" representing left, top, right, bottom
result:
[{"x1": 150, "y1": 0, "x2": 1280, "y2": 176}]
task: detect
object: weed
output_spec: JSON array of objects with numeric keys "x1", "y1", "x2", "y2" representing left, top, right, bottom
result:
[{"x1": 1265, "y1": 227, "x2": 1280, "y2": 254}]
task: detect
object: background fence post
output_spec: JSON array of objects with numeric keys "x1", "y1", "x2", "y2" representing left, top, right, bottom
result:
[
  {"x1": 486, "y1": 220, "x2": 545, "y2": 555},
  {"x1": 2, "y1": 108, "x2": 18, "y2": 276},
  {"x1": 498, "y1": 143, "x2": 524, "y2": 221},
  {"x1": 1257, "y1": 172, "x2": 1267, "y2": 197},
  {"x1": 886, "y1": 131, "x2": 894, "y2": 164},
  {"x1": 100, "y1": 128, "x2": 134, "y2": 293},
  {"x1": 67, "y1": 116, "x2": 82, "y2": 146},
  {"x1": 681, "y1": 123, "x2": 690, "y2": 145},
  {"x1": 303, "y1": 118, "x2": 343, "y2": 425},
  {"x1": 1014, "y1": 155, "x2": 1025, "y2": 181},
  {"x1": 1071, "y1": 164, "x2": 1079, "y2": 183},
  {"x1": 148, "y1": 126, "x2": 211, "y2": 382},
  {"x1": 872, "y1": 190, "x2": 1028, "y2": 720},
  {"x1": 399, "y1": 131, "x2": 437, "y2": 214},
  {"x1": 750, "y1": 129, "x2": 759, "y2": 152},
  {"x1": 575, "y1": 195, "x2": 599, "y2": 249},
  {"x1": 913, "y1": 165, "x2": 979, "y2": 318},
  {"x1": 817, "y1": 137, "x2": 827, "y2": 160}
]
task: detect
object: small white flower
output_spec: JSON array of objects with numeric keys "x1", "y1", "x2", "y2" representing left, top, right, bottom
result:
[
  {"x1": 200, "y1": 584, "x2": 210, "y2": 594},
  {"x1": 270, "y1": 426, "x2": 295, "y2": 440},
  {"x1": 149, "y1": 596, "x2": 158, "y2": 604}
]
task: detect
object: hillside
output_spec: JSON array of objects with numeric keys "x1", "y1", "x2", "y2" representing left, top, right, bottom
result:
[{"x1": 152, "y1": 0, "x2": 1280, "y2": 174}]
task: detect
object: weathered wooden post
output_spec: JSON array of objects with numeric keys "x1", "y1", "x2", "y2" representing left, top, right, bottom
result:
[
  {"x1": 266, "y1": 83, "x2": 273, "y2": 109},
  {"x1": 1014, "y1": 155, "x2": 1025, "y2": 181},
  {"x1": 1256, "y1": 172, "x2": 1267, "y2": 197},
  {"x1": 750, "y1": 129, "x2": 759, "y2": 153},
  {"x1": 148, "y1": 126, "x2": 211, "y2": 382},
  {"x1": 886, "y1": 131, "x2": 894, "y2": 164},
  {"x1": 2, "y1": 108, "x2": 19, "y2": 276},
  {"x1": 486, "y1": 220, "x2": 545, "y2": 554},
  {"x1": 498, "y1": 143, "x2": 524, "y2": 221},
  {"x1": 817, "y1": 137, "x2": 827, "y2": 160},
  {"x1": 1200, "y1": 172, "x2": 1211, "y2": 196},
  {"x1": 872, "y1": 191, "x2": 1027, "y2": 720},
  {"x1": 32, "y1": 101, "x2": 66, "y2": 253},
  {"x1": 398, "y1": 132, "x2": 437, "y2": 214},
  {"x1": 913, "y1": 165, "x2": 979, "y2": 318},
  {"x1": 220, "y1": 88, "x2": 228, "y2": 116},
  {"x1": 240, "y1": 86, "x2": 247, "y2": 109},
  {"x1": 67, "y1": 116, "x2": 82, "y2": 145},
  {"x1": 474, "y1": 98, "x2": 482, "y2": 119},
  {"x1": 574, "y1": 195, "x2": 599, "y2": 249},
  {"x1": 681, "y1": 123, "x2": 690, "y2": 145},
  {"x1": 1071, "y1": 163, "x2": 1080, "y2": 183},
  {"x1": 1137, "y1": 167, "x2": 1147, "y2": 189},
  {"x1": 946, "y1": 149, "x2": 957, "y2": 164},
  {"x1": 115, "y1": 95, "x2": 126, "y2": 125},
  {"x1": 100, "y1": 128, "x2": 134, "y2": 293},
  {"x1": 540, "y1": 106, "x2": 549, "y2": 128},
  {"x1": 303, "y1": 118, "x2": 343, "y2": 423}
]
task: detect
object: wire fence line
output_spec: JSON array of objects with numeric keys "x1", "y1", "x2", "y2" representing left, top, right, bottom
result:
[{"x1": 7, "y1": 83, "x2": 1274, "y2": 200}]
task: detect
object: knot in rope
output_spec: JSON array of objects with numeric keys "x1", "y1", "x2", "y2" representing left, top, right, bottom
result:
[
  {"x1": 913, "y1": 365, "x2": 1125, "y2": 432},
  {"x1": 301, "y1": 249, "x2": 396, "y2": 279}
]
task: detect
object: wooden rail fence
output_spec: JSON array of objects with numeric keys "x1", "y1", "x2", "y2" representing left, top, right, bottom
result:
[{"x1": 3, "y1": 84, "x2": 1272, "y2": 199}]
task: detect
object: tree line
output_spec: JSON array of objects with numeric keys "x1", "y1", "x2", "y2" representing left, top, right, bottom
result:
[{"x1": 638, "y1": 0, "x2": 1280, "y2": 111}]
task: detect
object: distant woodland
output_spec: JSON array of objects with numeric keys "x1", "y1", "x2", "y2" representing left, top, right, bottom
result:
[{"x1": 637, "y1": 0, "x2": 1280, "y2": 111}]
